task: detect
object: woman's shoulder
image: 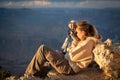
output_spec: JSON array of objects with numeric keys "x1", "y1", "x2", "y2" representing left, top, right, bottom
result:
[
  {"x1": 78, "y1": 37, "x2": 94, "y2": 46},
  {"x1": 86, "y1": 37, "x2": 101, "y2": 44}
]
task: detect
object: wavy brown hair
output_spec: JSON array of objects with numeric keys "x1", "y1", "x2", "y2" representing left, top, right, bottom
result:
[{"x1": 76, "y1": 21, "x2": 96, "y2": 37}]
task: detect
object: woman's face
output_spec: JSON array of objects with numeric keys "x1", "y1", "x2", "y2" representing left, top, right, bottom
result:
[{"x1": 76, "y1": 26, "x2": 86, "y2": 40}]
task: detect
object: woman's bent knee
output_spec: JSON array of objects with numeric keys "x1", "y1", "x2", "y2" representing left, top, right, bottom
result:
[
  {"x1": 38, "y1": 44, "x2": 50, "y2": 56},
  {"x1": 39, "y1": 44, "x2": 45, "y2": 49},
  {"x1": 38, "y1": 44, "x2": 47, "y2": 51}
]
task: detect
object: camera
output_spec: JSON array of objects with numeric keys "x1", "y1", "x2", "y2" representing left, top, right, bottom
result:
[
  {"x1": 68, "y1": 20, "x2": 80, "y2": 41},
  {"x1": 61, "y1": 20, "x2": 79, "y2": 53},
  {"x1": 68, "y1": 20, "x2": 77, "y2": 35}
]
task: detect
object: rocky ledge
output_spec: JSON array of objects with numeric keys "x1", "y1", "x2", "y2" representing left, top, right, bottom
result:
[{"x1": 93, "y1": 39, "x2": 120, "y2": 79}]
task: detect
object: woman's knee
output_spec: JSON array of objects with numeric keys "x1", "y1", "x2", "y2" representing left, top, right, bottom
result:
[
  {"x1": 38, "y1": 44, "x2": 50, "y2": 56},
  {"x1": 39, "y1": 44, "x2": 46, "y2": 51},
  {"x1": 35, "y1": 44, "x2": 46, "y2": 56},
  {"x1": 39, "y1": 44, "x2": 52, "y2": 53},
  {"x1": 40, "y1": 44, "x2": 45, "y2": 48}
]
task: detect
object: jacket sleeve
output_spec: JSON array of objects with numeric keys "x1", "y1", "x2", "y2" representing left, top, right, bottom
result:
[
  {"x1": 69, "y1": 39, "x2": 94, "y2": 62},
  {"x1": 67, "y1": 40, "x2": 79, "y2": 52}
]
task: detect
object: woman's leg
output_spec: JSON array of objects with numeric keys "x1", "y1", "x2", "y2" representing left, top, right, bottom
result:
[
  {"x1": 25, "y1": 45, "x2": 48, "y2": 76},
  {"x1": 25, "y1": 44, "x2": 74, "y2": 77},
  {"x1": 43, "y1": 45, "x2": 74, "y2": 75}
]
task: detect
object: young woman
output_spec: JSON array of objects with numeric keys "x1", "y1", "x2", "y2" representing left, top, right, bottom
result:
[{"x1": 24, "y1": 20, "x2": 101, "y2": 78}]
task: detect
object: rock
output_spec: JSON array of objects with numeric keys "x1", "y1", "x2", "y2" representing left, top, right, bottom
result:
[
  {"x1": 6, "y1": 76, "x2": 43, "y2": 80},
  {"x1": 0, "y1": 66, "x2": 11, "y2": 80},
  {"x1": 93, "y1": 39, "x2": 120, "y2": 79},
  {"x1": 6, "y1": 76, "x2": 18, "y2": 80},
  {"x1": 47, "y1": 68, "x2": 104, "y2": 80},
  {"x1": 6, "y1": 68, "x2": 104, "y2": 80}
]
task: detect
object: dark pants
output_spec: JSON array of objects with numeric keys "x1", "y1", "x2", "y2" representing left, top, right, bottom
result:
[{"x1": 25, "y1": 45, "x2": 74, "y2": 77}]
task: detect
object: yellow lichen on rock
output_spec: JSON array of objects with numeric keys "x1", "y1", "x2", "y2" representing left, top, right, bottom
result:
[{"x1": 93, "y1": 39, "x2": 120, "y2": 78}]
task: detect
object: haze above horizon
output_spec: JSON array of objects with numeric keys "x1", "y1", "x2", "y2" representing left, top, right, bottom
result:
[{"x1": 0, "y1": 0, "x2": 120, "y2": 8}]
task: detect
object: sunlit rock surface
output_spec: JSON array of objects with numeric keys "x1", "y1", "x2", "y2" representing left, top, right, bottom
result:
[
  {"x1": 93, "y1": 39, "x2": 120, "y2": 79},
  {"x1": 6, "y1": 76, "x2": 43, "y2": 80},
  {"x1": 6, "y1": 68, "x2": 104, "y2": 80}
]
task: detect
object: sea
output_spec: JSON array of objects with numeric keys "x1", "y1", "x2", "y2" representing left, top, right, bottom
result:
[{"x1": 0, "y1": 7, "x2": 120, "y2": 76}]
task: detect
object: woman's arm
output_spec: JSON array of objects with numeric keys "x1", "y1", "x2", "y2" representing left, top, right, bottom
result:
[{"x1": 69, "y1": 39, "x2": 94, "y2": 62}]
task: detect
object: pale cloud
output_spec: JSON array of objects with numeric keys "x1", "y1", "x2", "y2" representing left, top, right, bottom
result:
[
  {"x1": 76, "y1": 1, "x2": 120, "y2": 8},
  {"x1": 0, "y1": 1, "x2": 120, "y2": 8},
  {"x1": 0, "y1": 1, "x2": 51, "y2": 8}
]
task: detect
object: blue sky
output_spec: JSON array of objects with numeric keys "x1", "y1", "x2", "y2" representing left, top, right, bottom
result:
[{"x1": 0, "y1": 0, "x2": 120, "y2": 8}]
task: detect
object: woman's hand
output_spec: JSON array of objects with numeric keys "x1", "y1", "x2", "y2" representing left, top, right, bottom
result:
[{"x1": 69, "y1": 30, "x2": 80, "y2": 41}]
